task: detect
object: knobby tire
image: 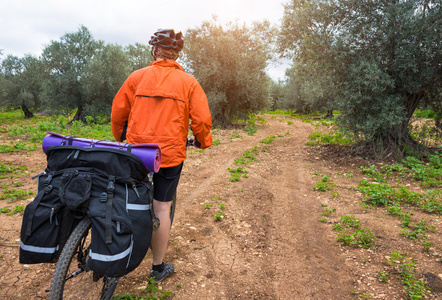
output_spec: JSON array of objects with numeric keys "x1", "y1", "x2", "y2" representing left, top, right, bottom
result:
[{"x1": 48, "y1": 218, "x2": 118, "y2": 300}]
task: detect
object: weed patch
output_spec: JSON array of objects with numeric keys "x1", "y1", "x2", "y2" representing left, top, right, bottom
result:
[
  {"x1": 228, "y1": 167, "x2": 248, "y2": 182},
  {"x1": 260, "y1": 136, "x2": 276, "y2": 144},
  {"x1": 387, "y1": 251, "x2": 429, "y2": 299},
  {"x1": 313, "y1": 175, "x2": 334, "y2": 192},
  {"x1": 0, "y1": 205, "x2": 25, "y2": 215},
  {"x1": 234, "y1": 146, "x2": 259, "y2": 165},
  {"x1": 0, "y1": 188, "x2": 34, "y2": 202},
  {"x1": 337, "y1": 227, "x2": 376, "y2": 249},
  {"x1": 306, "y1": 130, "x2": 353, "y2": 146}
]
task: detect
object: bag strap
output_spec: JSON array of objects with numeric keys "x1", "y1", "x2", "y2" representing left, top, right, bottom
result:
[
  {"x1": 26, "y1": 174, "x2": 54, "y2": 236},
  {"x1": 105, "y1": 175, "x2": 115, "y2": 244}
]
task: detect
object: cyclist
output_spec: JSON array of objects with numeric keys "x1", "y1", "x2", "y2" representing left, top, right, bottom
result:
[{"x1": 111, "y1": 28, "x2": 212, "y2": 283}]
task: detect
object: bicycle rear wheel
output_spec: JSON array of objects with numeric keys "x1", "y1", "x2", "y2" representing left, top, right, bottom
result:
[{"x1": 48, "y1": 218, "x2": 119, "y2": 300}]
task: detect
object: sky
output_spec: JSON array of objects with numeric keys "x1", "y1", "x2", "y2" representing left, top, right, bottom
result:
[{"x1": 0, "y1": 0, "x2": 290, "y2": 80}]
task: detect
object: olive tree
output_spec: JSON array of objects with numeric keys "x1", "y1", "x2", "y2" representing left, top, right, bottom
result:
[
  {"x1": 125, "y1": 43, "x2": 153, "y2": 72},
  {"x1": 278, "y1": 0, "x2": 441, "y2": 155},
  {"x1": 41, "y1": 25, "x2": 99, "y2": 122},
  {"x1": 183, "y1": 18, "x2": 273, "y2": 126},
  {"x1": 0, "y1": 54, "x2": 46, "y2": 118}
]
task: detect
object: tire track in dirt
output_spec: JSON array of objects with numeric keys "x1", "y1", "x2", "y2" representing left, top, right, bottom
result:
[
  {"x1": 263, "y1": 120, "x2": 356, "y2": 299},
  {"x1": 166, "y1": 119, "x2": 286, "y2": 298},
  {"x1": 147, "y1": 116, "x2": 356, "y2": 299}
]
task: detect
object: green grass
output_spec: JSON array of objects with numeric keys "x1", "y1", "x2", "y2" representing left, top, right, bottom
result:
[
  {"x1": 307, "y1": 130, "x2": 353, "y2": 146},
  {"x1": 413, "y1": 109, "x2": 438, "y2": 119},
  {"x1": 0, "y1": 142, "x2": 37, "y2": 153},
  {"x1": 1, "y1": 110, "x2": 114, "y2": 154}
]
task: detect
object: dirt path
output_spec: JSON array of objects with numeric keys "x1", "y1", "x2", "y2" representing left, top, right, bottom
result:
[{"x1": 1, "y1": 115, "x2": 441, "y2": 299}]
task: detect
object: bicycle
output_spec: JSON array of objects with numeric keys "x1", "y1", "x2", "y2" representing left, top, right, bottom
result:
[{"x1": 47, "y1": 137, "x2": 196, "y2": 299}]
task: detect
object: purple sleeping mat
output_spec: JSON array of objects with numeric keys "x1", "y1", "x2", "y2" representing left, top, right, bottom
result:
[{"x1": 42, "y1": 131, "x2": 161, "y2": 173}]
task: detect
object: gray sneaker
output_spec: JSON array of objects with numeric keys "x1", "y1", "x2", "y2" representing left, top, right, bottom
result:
[{"x1": 149, "y1": 263, "x2": 174, "y2": 283}]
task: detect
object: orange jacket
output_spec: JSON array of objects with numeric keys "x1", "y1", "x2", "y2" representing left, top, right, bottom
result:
[{"x1": 111, "y1": 59, "x2": 212, "y2": 168}]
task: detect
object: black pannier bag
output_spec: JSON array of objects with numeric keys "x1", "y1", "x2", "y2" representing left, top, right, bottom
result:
[
  {"x1": 19, "y1": 172, "x2": 66, "y2": 263},
  {"x1": 20, "y1": 145, "x2": 156, "y2": 277}
]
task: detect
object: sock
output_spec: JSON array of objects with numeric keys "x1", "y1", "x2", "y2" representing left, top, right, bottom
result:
[{"x1": 153, "y1": 262, "x2": 165, "y2": 272}]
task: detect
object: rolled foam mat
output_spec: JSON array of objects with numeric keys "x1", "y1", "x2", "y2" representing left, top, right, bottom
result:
[{"x1": 42, "y1": 132, "x2": 161, "y2": 172}]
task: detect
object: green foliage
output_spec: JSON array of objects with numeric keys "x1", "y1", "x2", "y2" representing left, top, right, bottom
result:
[
  {"x1": 0, "y1": 162, "x2": 27, "y2": 177},
  {"x1": 340, "y1": 215, "x2": 360, "y2": 229},
  {"x1": 0, "y1": 111, "x2": 114, "y2": 150},
  {"x1": 378, "y1": 271, "x2": 389, "y2": 283},
  {"x1": 358, "y1": 179, "x2": 441, "y2": 213},
  {"x1": 0, "y1": 205, "x2": 25, "y2": 215},
  {"x1": 0, "y1": 25, "x2": 150, "y2": 123},
  {"x1": 214, "y1": 211, "x2": 226, "y2": 221},
  {"x1": 313, "y1": 175, "x2": 333, "y2": 192},
  {"x1": 414, "y1": 110, "x2": 438, "y2": 120},
  {"x1": 243, "y1": 125, "x2": 258, "y2": 136},
  {"x1": 184, "y1": 18, "x2": 273, "y2": 125},
  {"x1": 333, "y1": 215, "x2": 360, "y2": 231},
  {"x1": 402, "y1": 152, "x2": 442, "y2": 188},
  {"x1": 0, "y1": 142, "x2": 37, "y2": 153},
  {"x1": 0, "y1": 188, "x2": 34, "y2": 202},
  {"x1": 0, "y1": 54, "x2": 47, "y2": 117},
  {"x1": 278, "y1": 0, "x2": 442, "y2": 153},
  {"x1": 81, "y1": 43, "x2": 132, "y2": 120},
  {"x1": 357, "y1": 154, "x2": 442, "y2": 214},
  {"x1": 387, "y1": 252, "x2": 429, "y2": 299},
  {"x1": 113, "y1": 277, "x2": 173, "y2": 299},
  {"x1": 322, "y1": 207, "x2": 336, "y2": 216},
  {"x1": 124, "y1": 43, "x2": 153, "y2": 72},
  {"x1": 337, "y1": 227, "x2": 376, "y2": 249},
  {"x1": 234, "y1": 146, "x2": 259, "y2": 165},
  {"x1": 0, "y1": 109, "x2": 24, "y2": 125},
  {"x1": 260, "y1": 136, "x2": 276, "y2": 144},
  {"x1": 228, "y1": 167, "x2": 248, "y2": 182},
  {"x1": 41, "y1": 25, "x2": 100, "y2": 120},
  {"x1": 307, "y1": 130, "x2": 353, "y2": 146}
]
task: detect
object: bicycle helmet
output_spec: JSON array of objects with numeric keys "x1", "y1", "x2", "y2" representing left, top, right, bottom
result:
[{"x1": 149, "y1": 29, "x2": 184, "y2": 51}]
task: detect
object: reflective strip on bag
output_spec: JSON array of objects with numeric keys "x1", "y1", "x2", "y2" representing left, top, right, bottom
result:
[
  {"x1": 125, "y1": 183, "x2": 150, "y2": 211},
  {"x1": 89, "y1": 244, "x2": 133, "y2": 262},
  {"x1": 126, "y1": 204, "x2": 150, "y2": 211},
  {"x1": 20, "y1": 241, "x2": 59, "y2": 254}
]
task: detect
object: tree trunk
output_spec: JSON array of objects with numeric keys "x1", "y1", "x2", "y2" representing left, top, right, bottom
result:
[
  {"x1": 212, "y1": 112, "x2": 229, "y2": 128},
  {"x1": 324, "y1": 109, "x2": 334, "y2": 119},
  {"x1": 381, "y1": 91, "x2": 425, "y2": 156},
  {"x1": 69, "y1": 105, "x2": 84, "y2": 124},
  {"x1": 21, "y1": 104, "x2": 34, "y2": 119}
]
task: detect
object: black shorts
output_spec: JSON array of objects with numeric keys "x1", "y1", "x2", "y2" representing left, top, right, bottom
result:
[{"x1": 153, "y1": 163, "x2": 183, "y2": 202}]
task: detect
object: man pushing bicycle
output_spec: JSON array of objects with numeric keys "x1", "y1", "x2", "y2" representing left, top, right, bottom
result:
[{"x1": 111, "y1": 28, "x2": 212, "y2": 283}]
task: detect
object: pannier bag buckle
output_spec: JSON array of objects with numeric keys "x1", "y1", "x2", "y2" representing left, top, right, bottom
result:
[
  {"x1": 107, "y1": 180, "x2": 115, "y2": 193},
  {"x1": 44, "y1": 185, "x2": 53, "y2": 193},
  {"x1": 100, "y1": 192, "x2": 108, "y2": 203}
]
